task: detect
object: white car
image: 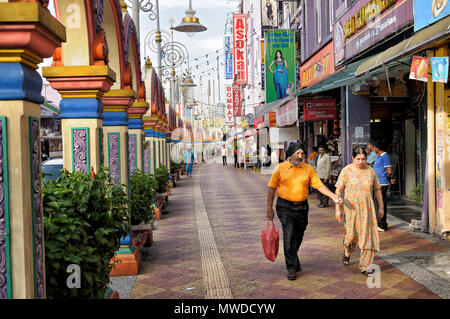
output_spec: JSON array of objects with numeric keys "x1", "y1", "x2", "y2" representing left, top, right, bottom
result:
[{"x1": 41, "y1": 158, "x2": 63, "y2": 183}]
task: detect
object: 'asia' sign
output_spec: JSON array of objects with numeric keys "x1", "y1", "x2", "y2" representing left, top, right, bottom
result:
[
  {"x1": 233, "y1": 14, "x2": 248, "y2": 85},
  {"x1": 225, "y1": 85, "x2": 234, "y2": 125},
  {"x1": 224, "y1": 36, "x2": 233, "y2": 79},
  {"x1": 304, "y1": 98, "x2": 337, "y2": 121},
  {"x1": 232, "y1": 87, "x2": 241, "y2": 116},
  {"x1": 300, "y1": 41, "x2": 334, "y2": 88},
  {"x1": 334, "y1": 0, "x2": 413, "y2": 66}
]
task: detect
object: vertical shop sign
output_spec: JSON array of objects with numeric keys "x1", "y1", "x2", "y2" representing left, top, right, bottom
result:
[
  {"x1": 410, "y1": 56, "x2": 429, "y2": 82},
  {"x1": 269, "y1": 111, "x2": 277, "y2": 127},
  {"x1": 261, "y1": 40, "x2": 265, "y2": 89},
  {"x1": 233, "y1": 14, "x2": 248, "y2": 85},
  {"x1": 225, "y1": 85, "x2": 234, "y2": 125},
  {"x1": 232, "y1": 87, "x2": 241, "y2": 116},
  {"x1": 224, "y1": 36, "x2": 233, "y2": 79}
]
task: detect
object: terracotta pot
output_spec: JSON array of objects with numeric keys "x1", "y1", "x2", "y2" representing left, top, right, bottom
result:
[{"x1": 154, "y1": 207, "x2": 161, "y2": 220}]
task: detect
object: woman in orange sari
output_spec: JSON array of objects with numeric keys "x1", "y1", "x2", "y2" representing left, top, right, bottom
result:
[{"x1": 334, "y1": 148, "x2": 384, "y2": 276}]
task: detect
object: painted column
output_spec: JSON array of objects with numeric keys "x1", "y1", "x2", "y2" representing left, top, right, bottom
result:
[
  {"x1": 0, "y1": 1, "x2": 65, "y2": 299},
  {"x1": 143, "y1": 115, "x2": 158, "y2": 175},
  {"x1": 127, "y1": 101, "x2": 149, "y2": 174},
  {"x1": 102, "y1": 89, "x2": 135, "y2": 188}
]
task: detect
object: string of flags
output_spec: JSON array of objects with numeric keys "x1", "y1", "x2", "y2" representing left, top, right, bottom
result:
[{"x1": 409, "y1": 56, "x2": 449, "y2": 83}]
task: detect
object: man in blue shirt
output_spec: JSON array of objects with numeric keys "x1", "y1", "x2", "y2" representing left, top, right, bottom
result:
[
  {"x1": 372, "y1": 140, "x2": 392, "y2": 231},
  {"x1": 366, "y1": 141, "x2": 378, "y2": 166}
]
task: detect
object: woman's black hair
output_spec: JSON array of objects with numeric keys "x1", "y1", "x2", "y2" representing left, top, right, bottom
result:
[
  {"x1": 352, "y1": 147, "x2": 367, "y2": 158},
  {"x1": 274, "y1": 50, "x2": 283, "y2": 60}
]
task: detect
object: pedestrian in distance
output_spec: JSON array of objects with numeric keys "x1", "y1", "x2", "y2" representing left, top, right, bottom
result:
[
  {"x1": 222, "y1": 145, "x2": 227, "y2": 166},
  {"x1": 371, "y1": 140, "x2": 393, "y2": 231},
  {"x1": 234, "y1": 146, "x2": 238, "y2": 168},
  {"x1": 334, "y1": 147, "x2": 384, "y2": 276},
  {"x1": 184, "y1": 148, "x2": 194, "y2": 178},
  {"x1": 266, "y1": 142, "x2": 343, "y2": 281},
  {"x1": 316, "y1": 145, "x2": 331, "y2": 208}
]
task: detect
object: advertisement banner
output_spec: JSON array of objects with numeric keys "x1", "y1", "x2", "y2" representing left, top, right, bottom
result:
[
  {"x1": 269, "y1": 111, "x2": 277, "y2": 127},
  {"x1": 431, "y1": 56, "x2": 449, "y2": 83},
  {"x1": 304, "y1": 98, "x2": 337, "y2": 121},
  {"x1": 409, "y1": 56, "x2": 429, "y2": 82},
  {"x1": 224, "y1": 36, "x2": 233, "y2": 79},
  {"x1": 334, "y1": 0, "x2": 413, "y2": 66},
  {"x1": 261, "y1": 40, "x2": 265, "y2": 89},
  {"x1": 300, "y1": 41, "x2": 334, "y2": 88},
  {"x1": 261, "y1": 0, "x2": 278, "y2": 27},
  {"x1": 233, "y1": 14, "x2": 248, "y2": 85},
  {"x1": 225, "y1": 85, "x2": 234, "y2": 125},
  {"x1": 278, "y1": 98, "x2": 298, "y2": 127},
  {"x1": 265, "y1": 29, "x2": 296, "y2": 104},
  {"x1": 233, "y1": 86, "x2": 241, "y2": 116},
  {"x1": 414, "y1": 0, "x2": 450, "y2": 31}
]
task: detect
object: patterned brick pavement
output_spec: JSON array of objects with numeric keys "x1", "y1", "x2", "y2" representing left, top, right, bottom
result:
[{"x1": 130, "y1": 163, "x2": 445, "y2": 299}]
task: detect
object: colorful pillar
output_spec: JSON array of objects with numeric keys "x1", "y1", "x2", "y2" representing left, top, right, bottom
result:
[
  {"x1": 102, "y1": 89, "x2": 135, "y2": 187},
  {"x1": 127, "y1": 100, "x2": 148, "y2": 174},
  {"x1": 143, "y1": 115, "x2": 158, "y2": 175},
  {"x1": 0, "y1": 1, "x2": 65, "y2": 298}
]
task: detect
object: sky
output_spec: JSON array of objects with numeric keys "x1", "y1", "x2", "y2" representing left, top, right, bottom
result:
[{"x1": 39, "y1": 0, "x2": 239, "y2": 108}]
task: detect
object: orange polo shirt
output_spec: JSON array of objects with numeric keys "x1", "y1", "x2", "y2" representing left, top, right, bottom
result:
[{"x1": 268, "y1": 160, "x2": 324, "y2": 202}]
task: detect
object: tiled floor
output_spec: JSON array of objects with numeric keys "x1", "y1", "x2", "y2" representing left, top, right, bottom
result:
[{"x1": 130, "y1": 163, "x2": 445, "y2": 299}]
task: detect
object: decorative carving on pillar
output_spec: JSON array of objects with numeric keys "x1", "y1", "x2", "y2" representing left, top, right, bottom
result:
[
  {"x1": 99, "y1": 127, "x2": 104, "y2": 166},
  {"x1": 128, "y1": 134, "x2": 137, "y2": 174},
  {"x1": 72, "y1": 129, "x2": 89, "y2": 173},
  {"x1": 0, "y1": 118, "x2": 10, "y2": 299},
  {"x1": 30, "y1": 118, "x2": 44, "y2": 299},
  {"x1": 123, "y1": 62, "x2": 133, "y2": 90},
  {"x1": 93, "y1": 28, "x2": 109, "y2": 65},
  {"x1": 108, "y1": 133, "x2": 120, "y2": 184},
  {"x1": 92, "y1": 0, "x2": 105, "y2": 33},
  {"x1": 144, "y1": 142, "x2": 150, "y2": 174}
]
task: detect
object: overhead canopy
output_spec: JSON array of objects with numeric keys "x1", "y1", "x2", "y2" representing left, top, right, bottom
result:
[{"x1": 355, "y1": 15, "x2": 450, "y2": 77}]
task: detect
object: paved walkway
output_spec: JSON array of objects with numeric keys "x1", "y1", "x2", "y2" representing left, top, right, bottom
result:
[{"x1": 129, "y1": 163, "x2": 449, "y2": 299}]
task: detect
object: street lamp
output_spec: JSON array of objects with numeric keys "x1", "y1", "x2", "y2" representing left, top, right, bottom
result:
[{"x1": 174, "y1": 0, "x2": 207, "y2": 37}]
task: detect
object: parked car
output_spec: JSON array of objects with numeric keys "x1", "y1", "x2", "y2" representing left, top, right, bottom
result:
[{"x1": 41, "y1": 158, "x2": 63, "y2": 184}]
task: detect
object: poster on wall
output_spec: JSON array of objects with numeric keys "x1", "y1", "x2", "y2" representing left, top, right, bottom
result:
[
  {"x1": 409, "y1": 56, "x2": 429, "y2": 82},
  {"x1": 431, "y1": 56, "x2": 449, "y2": 83},
  {"x1": 224, "y1": 36, "x2": 233, "y2": 80},
  {"x1": 261, "y1": 0, "x2": 278, "y2": 27},
  {"x1": 414, "y1": 0, "x2": 450, "y2": 31},
  {"x1": 265, "y1": 29, "x2": 295, "y2": 104},
  {"x1": 233, "y1": 14, "x2": 248, "y2": 85}
]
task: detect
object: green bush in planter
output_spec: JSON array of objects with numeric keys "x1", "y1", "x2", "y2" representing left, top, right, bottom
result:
[
  {"x1": 409, "y1": 184, "x2": 424, "y2": 206},
  {"x1": 43, "y1": 167, "x2": 129, "y2": 299},
  {"x1": 129, "y1": 170, "x2": 157, "y2": 225},
  {"x1": 155, "y1": 165, "x2": 170, "y2": 193},
  {"x1": 170, "y1": 160, "x2": 180, "y2": 175}
]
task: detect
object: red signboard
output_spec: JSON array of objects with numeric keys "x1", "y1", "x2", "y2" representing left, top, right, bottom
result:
[
  {"x1": 233, "y1": 14, "x2": 248, "y2": 85},
  {"x1": 269, "y1": 111, "x2": 277, "y2": 127},
  {"x1": 300, "y1": 42, "x2": 335, "y2": 88},
  {"x1": 334, "y1": 0, "x2": 413, "y2": 66},
  {"x1": 232, "y1": 87, "x2": 241, "y2": 116},
  {"x1": 304, "y1": 98, "x2": 337, "y2": 121}
]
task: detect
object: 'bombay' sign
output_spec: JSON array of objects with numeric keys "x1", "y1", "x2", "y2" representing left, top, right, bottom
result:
[
  {"x1": 233, "y1": 14, "x2": 248, "y2": 85},
  {"x1": 225, "y1": 85, "x2": 234, "y2": 125}
]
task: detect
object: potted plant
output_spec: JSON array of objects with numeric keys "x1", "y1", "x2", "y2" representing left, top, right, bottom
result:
[
  {"x1": 43, "y1": 167, "x2": 129, "y2": 299},
  {"x1": 155, "y1": 165, "x2": 170, "y2": 208},
  {"x1": 129, "y1": 170, "x2": 158, "y2": 246}
]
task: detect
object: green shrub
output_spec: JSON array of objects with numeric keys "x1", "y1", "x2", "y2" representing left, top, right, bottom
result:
[
  {"x1": 409, "y1": 184, "x2": 424, "y2": 206},
  {"x1": 155, "y1": 165, "x2": 170, "y2": 193},
  {"x1": 170, "y1": 160, "x2": 181, "y2": 174},
  {"x1": 43, "y1": 167, "x2": 129, "y2": 299},
  {"x1": 129, "y1": 170, "x2": 157, "y2": 225}
]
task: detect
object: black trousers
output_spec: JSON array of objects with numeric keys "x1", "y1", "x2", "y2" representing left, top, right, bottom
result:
[
  {"x1": 275, "y1": 197, "x2": 309, "y2": 271},
  {"x1": 376, "y1": 185, "x2": 389, "y2": 229},
  {"x1": 234, "y1": 154, "x2": 238, "y2": 167},
  {"x1": 222, "y1": 156, "x2": 227, "y2": 165},
  {"x1": 319, "y1": 178, "x2": 329, "y2": 206}
]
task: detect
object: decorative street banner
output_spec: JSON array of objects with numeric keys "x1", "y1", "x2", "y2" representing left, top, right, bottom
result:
[
  {"x1": 261, "y1": 0, "x2": 278, "y2": 27},
  {"x1": 224, "y1": 36, "x2": 233, "y2": 80},
  {"x1": 225, "y1": 85, "x2": 234, "y2": 125},
  {"x1": 261, "y1": 40, "x2": 265, "y2": 89},
  {"x1": 431, "y1": 56, "x2": 449, "y2": 83},
  {"x1": 278, "y1": 98, "x2": 298, "y2": 127},
  {"x1": 265, "y1": 29, "x2": 295, "y2": 104},
  {"x1": 232, "y1": 86, "x2": 241, "y2": 116},
  {"x1": 300, "y1": 41, "x2": 334, "y2": 88},
  {"x1": 269, "y1": 111, "x2": 277, "y2": 127},
  {"x1": 334, "y1": 0, "x2": 413, "y2": 66},
  {"x1": 410, "y1": 56, "x2": 429, "y2": 82},
  {"x1": 414, "y1": 0, "x2": 450, "y2": 31},
  {"x1": 304, "y1": 98, "x2": 337, "y2": 121},
  {"x1": 233, "y1": 14, "x2": 248, "y2": 85}
]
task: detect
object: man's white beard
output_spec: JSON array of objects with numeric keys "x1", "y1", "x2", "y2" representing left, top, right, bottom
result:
[{"x1": 290, "y1": 158, "x2": 301, "y2": 166}]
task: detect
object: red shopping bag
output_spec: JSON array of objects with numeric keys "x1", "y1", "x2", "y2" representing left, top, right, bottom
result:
[{"x1": 261, "y1": 220, "x2": 279, "y2": 262}]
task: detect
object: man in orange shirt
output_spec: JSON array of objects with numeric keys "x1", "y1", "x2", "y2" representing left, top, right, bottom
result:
[{"x1": 267, "y1": 142, "x2": 342, "y2": 280}]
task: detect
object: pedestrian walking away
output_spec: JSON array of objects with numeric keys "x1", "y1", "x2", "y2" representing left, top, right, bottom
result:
[
  {"x1": 334, "y1": 147, "x2": 384, "y2": 276},
  {"x1": 371, "y1": 140, "x2": 393, "y2": 231},
  {"x1": 222, "y1": 145, "x2": 227, "y2": 166},
  {"x1": 316, "y1": 145, "x2": 331, "y2": 208},
  {"x1": 234, "y1": 146, "x2": 238, "y2": 168},
  {"x1": 184, "y1": 148, "x2": 194, "y2": 177},
  {"x1": 266, "y1": 142, "x2": 343, "y2": 281}
]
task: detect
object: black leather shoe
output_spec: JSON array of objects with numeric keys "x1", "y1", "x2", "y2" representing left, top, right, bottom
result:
[{"x1": 287, "y1": 268, "x2": 297, "y2": 280}]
